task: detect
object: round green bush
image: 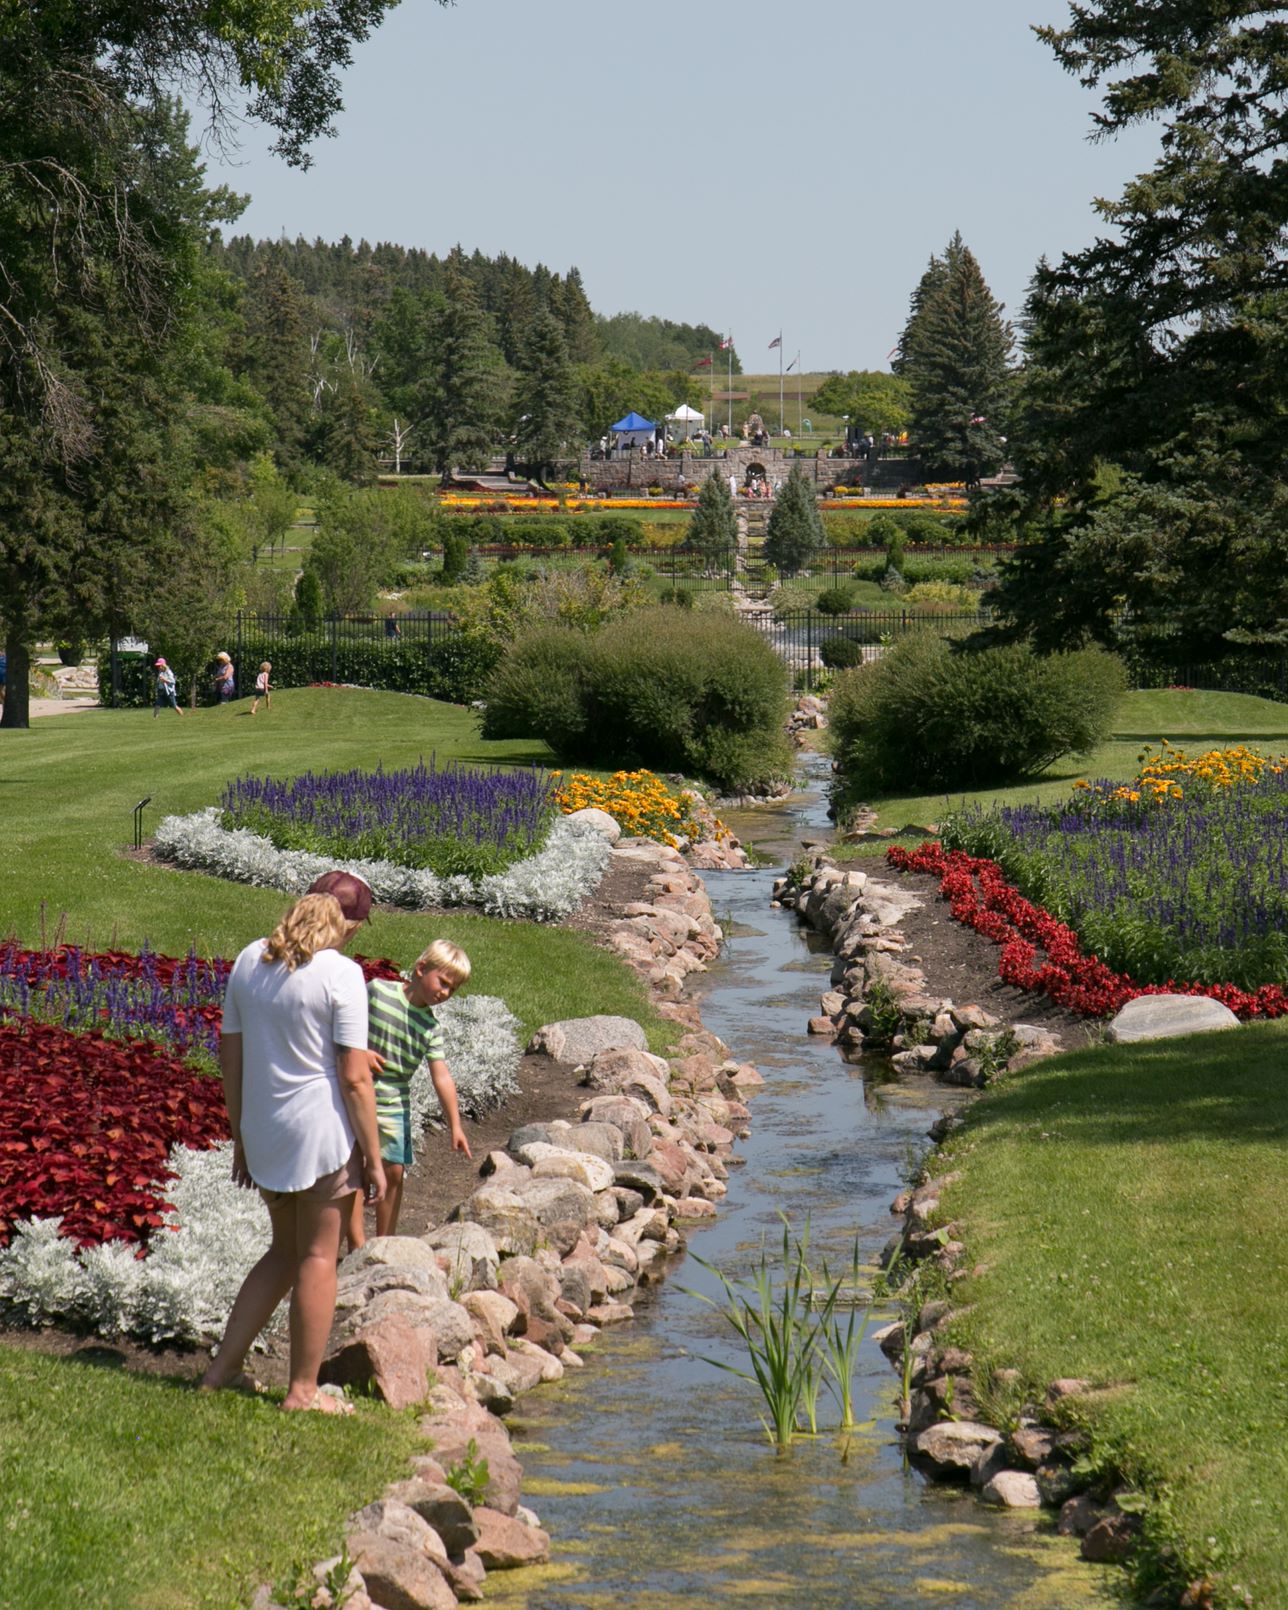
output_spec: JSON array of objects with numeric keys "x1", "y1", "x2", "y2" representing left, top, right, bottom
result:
[
  {"x1": 820, "y1": 635, "x2": 865, "y2": 669},
  {"x1": 829, "y1": 635, "x2": 1126, "y2": 792},
  {"x1": 482, "y1": 608, "x2": 790, "y2": 792},
  {"x1": 815, "y1": 586, "x2": 855, "y2": 615}
]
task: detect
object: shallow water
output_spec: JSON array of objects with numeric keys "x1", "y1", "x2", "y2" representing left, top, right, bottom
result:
[{"x1": 487, "y1": 760, "x2": 1117, "y2": 1608}]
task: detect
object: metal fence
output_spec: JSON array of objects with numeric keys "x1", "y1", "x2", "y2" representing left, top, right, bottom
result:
[{"x1": 772, "y1": 609, "x2": 990, "y2": 689}]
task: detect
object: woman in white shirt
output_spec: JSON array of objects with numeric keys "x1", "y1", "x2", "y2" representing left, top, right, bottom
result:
[{"x1": 201, "y1": 873, "x2": 385, "y2": 1412}]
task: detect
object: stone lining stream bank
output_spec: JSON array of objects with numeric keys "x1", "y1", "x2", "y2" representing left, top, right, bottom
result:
[{"x1": 774, "y1": 849, "x2": 1147, "y2": 1576}]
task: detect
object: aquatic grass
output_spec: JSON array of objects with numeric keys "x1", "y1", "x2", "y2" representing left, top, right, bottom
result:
[
  {"x1": 222, "y1": 756, "x2": 556, "y2": 879},
  {"x1": 684, "y1": 1219, "x2": 878, "y2": 1451}
]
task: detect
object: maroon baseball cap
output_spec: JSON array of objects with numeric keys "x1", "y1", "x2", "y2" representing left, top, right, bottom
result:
[{"x1": 307, "y1": 870, "x2": 373, "y2": 923}]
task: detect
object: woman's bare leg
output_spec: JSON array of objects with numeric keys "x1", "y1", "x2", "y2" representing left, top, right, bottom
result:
[
  {"x1": 282, "y1": 1195, "x2": 349, "y2": 1410},
  {"x1": 201, "y1": 1198, "x2": 297, "y2": 1389},
  {"x1": 344, "y1": 1189, "x2": 366, "y2": 1254}
]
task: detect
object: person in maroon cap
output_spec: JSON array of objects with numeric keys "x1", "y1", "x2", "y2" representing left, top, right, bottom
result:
[{"x1": 201, "y1": 871, "x2": 383, "y2": 1412}]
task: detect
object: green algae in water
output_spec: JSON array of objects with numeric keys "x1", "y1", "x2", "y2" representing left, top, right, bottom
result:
[{"x1": 521, "y1": 1477, "x2": 611, "y2": 1497}]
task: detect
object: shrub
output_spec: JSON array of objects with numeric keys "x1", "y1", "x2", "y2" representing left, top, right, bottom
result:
[
  {"x1": 656, "y1": 586, "x2": 695, "y2": 608},
  {"x1": 815, "y1": 586, "x2": 855, "y2": 615},
  {"x1": 828, "y1": 636, "x2": 1126, "y2": 792},
  {"x1": 902, "y1": 580, "x2": 981, "y2": 608},
  {"x1": 483, "y1": 609, "x2": 790, "y2": 793},
  {"x1": 441, "y1": 531, "x2": 469, "y2": 586},
  {"x1": 820, "y1": 636, "x2": 866, "y2": 670},
  {"x1": 879, "y1": 565, "x2": 906, "y2": 594}
]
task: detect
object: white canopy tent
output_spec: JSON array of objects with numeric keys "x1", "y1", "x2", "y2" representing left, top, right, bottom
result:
[{"x1": 665, "y1": 402, "x2": 705, "y2": 441}]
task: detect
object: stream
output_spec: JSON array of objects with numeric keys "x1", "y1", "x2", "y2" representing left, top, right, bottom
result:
[{"x1": 486, "y1": 759, "x2": 1116, "y2": 1608}]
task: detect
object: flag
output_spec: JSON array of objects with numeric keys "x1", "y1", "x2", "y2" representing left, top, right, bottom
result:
[
  {"x1": 719, "y1": 336, "x2": 732, "y2": 350},
  {"x1": 692, "y1": 357, "x2": 713, "y2": 369},
  {"x1": 886, "y1": 344, "x2": 899, "y2": 362},
  {"x1": 785, "y1": 356, "x2": 798, "y2": 373},
  {"x1": 768, "y1": 335, "x2": 781, "y2": 350}
]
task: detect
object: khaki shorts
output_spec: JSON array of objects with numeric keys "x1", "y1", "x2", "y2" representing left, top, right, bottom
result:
[{"x1": 259, "y1": 1146, "x2": 363, "y2": 1206}]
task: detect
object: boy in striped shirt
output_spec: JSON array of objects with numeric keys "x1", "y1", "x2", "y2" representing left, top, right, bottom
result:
[{"x1": 348, "y1": 939, "x2": 472, "y2": 1248}]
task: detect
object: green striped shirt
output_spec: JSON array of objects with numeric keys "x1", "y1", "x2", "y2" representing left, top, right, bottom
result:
[{"x1": 368, "y1": 977, "x2": 444, "y2": 1144}]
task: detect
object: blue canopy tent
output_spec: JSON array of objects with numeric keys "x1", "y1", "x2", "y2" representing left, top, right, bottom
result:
[{"x1": 610, "y1": 411, "x2": 657, "y2": 451}]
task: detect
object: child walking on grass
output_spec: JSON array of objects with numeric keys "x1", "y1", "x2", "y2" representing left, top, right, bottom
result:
[
  {"x1": 347, "y1": 938, "x2": 472, "y2": 1249},
  {"x1": 250, "y1": 661, "x2": 272, "y2": 714}
]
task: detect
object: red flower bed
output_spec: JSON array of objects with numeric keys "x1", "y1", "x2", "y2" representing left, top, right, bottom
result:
[
  {"x1": 0, "y1": 1014, "x2": 230, "y2": 1249},
  {"x1": 888, "y1": 843, "x2": 1288, "y2": 1022}
]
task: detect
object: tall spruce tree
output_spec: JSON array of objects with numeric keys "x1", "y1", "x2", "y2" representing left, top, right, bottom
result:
[
  {"x1": 424, "y1": 270, "x2": 507, "y2": 474},
  {"x1": 686, "y1": 472, "x2": 738, "y2": 566},
  {"x1": 897, "y1": 234, "x2": 1013, "y2": 483},
  {"x1": 512, "y1": 310, "x2": 580, "y2": 485},
  {"x1": 241, "y1": 263, "x2": 312, "y2": 466},
  {"x1": 764, "y1": 463, "x2": 824, "y2": 577}
]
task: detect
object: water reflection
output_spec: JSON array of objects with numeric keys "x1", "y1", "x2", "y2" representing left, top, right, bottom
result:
[{"x1": 489, "y1": 763, "x2": 1118, "y2": 1608}]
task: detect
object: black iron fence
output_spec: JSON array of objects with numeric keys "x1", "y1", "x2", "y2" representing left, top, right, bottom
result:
[{"x1": 771, "y1": 609, "x2": 990, "y2": 690}]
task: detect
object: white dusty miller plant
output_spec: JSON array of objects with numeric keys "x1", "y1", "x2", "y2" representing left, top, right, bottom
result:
[
  {"x1": 0, "y1": 996, "x2": 522, "y2": 1343},
  {"x1": 153, "y1": 809, "x2": 611, "y2": 922}
]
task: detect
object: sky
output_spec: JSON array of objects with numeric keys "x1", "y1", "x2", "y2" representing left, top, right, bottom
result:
[{"x1": 202, "y1": 0, "x2": 1162, "y2": 374}]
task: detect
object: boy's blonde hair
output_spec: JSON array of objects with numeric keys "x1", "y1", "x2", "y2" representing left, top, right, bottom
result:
[
  {"x1": 262, "y1": 893, "x2": 349, "y2": 972},
  {"x1": 416, "y1": 938, "x2": 471, "y2": 987},
  {"x1": 260, "y1": 661, "x2": 271, "y2": 671}
]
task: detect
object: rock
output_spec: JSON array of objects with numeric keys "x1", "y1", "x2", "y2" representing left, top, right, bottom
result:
[
  {"x1": 519, "y1": 1143, "x2": 616, "y2": 1193},
  {"x1": 581, "y1": 1045, "x2": 671, "y2": 1094},
  {"x1": 472, "y1": 1506, "x2": 551, "y2": 1570},
  {"x1": 1047, "y1": 1377, "x2": 1093, "y2": 1403},
  {"x1": 585, "y1": 1301, "x2": 634, "y2": 1326},
  {"x1": 509, "y1": 1336, "x2": 564, "y2": 1382},
  {"x1": 527, "y1": 1016, "x2": 648, "y2": 1065},
  {"x1": 1105, "y1": 993, "x2": 1239, "y2": 1043},
  {"x1": 510, "y1": 1176, "x2": 598, "y2": 1253},
  {"x1": 334, "y1": 1262, "x2": 448, "y2": 1315},
  {"x1": 1081, "y1": 1511, "x2": 1140, "y2": 1563},
  {"x1": 320, "y1": 1315, "x2": 432, "y2": 1409},
  {"x1": 982, "y1": 1470, "x2": 1042, "y2": 1508},
  {"x1": 565, "y1": 1121, "x2": 625, "y2": 1162},
  {"x1": 342, "y1": 1236, "x2": 443, "y2": 1277},
  {"x1": 453, "y1": 1184, "x2": 542, "y2": 1256},
  {"x1": 1058, "y1": 1493, "x2": 1105, "y2": 1537},
  {"x1": 910, "y1": 1421, "x2": 1002, "y2": 1479},
  {"x1": 672, "y1": 1196, "x2": 717, "y2": 1219},
  {"x1": 562, "y1": 807, "x2": 621, "y2": 842},
  {"x1": 382, "y1": 1480, "x2": 480, "y2": 1555},
  {"x1": 969, "y1": 1440, "x2": 1010, "y2": 1490},
  {"x1": 611, "y1": 1160, "x2": 668, "y2": 1203},
  {"x1": 420, "y1": 1430, "x2": 523, "y2": 1519},
  {"x1": 1010, "y1": 1425, "x2": 1057, "y2": 1470},
  {"x1": 423, "y1": 1223, "x2": 501, "y2": 1293},
  {"x1": 462, "y1": 1289, "x2": 520, "y2": 1351},
  {"x1": 346, "y1": 1532, "x2": 457, "y2": 1610},
  {"x1": 1035, "y1": 1460, "x2": 1083, "y2": 1507},
  {"x1": 807, "y1": 1016, "x2": 838, "y2": 1037},
  {"x1": 348, "y1": 1500, "x2": 449, "y2": 1568}
]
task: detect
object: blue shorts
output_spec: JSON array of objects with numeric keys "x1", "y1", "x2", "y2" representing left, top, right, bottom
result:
[{"x1": 378, "y1": 1102, "x2": 414, "y2": 1168}]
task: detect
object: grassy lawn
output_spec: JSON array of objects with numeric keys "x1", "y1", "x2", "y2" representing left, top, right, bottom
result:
[
  {"x1": 0, "y1": 1344, "x2": 424, "y2": 1610},
  {"x1": 832, "y1": 688, "x2": 1288, "y2": 859},
  {"x1": 937, "y1": 1023, "x2": 1288, "y2": 1602},
  {"x1": 1, "y1": 686, "x2": 674, "y2": 1044}
]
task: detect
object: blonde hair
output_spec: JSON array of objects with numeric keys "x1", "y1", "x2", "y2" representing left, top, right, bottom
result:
[
  {"x1": 262, "y1": 893, "x2": 349, "y2": 972},
  {"x1": 416, "y1": 938, "x2": 471, "y2": 987},
  {"x1": 260, "y1": 661, "x2": 271, "y2": 672}
]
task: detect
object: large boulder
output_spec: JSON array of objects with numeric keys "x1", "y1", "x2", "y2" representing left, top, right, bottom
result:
[
  {"x1": 320, "y1": 1315, "x2": 432, "y2": 1409},
  {"x1": 453, "y1": 1184, "x2": 542, "y2": 1256},
  {"x1": 527, "y1": 1016, "x2": 647, "y2": 1066},
  {"x1": 509, "y1": 1176, "x2": 598, "y2": 1252},
  {"x1": 345, "y1": 1532, "x2": 457, "y2": 1610},
  {"x1": 522, "y1": 1145, "x2": 616, "y2": 1194},
  {"x1": 563, "y1": 807, "x2": 620, "y2": 842},
  {"x1": 471, "y1": 1507, "x2": 550, "y2": 1570},
  {"x1": 581, "y1": 1045, "x2": 672, "y2": 1094},
  {"x1": 382, "y1": 1478, "x2": 479, "y2": 1556},
  {"x1": 910, "y1": 1421, "x2": 1002, "y2": 1480},
  {"x1": 1106, "y1": 993, "x2": 1239, "y2": 1043}
]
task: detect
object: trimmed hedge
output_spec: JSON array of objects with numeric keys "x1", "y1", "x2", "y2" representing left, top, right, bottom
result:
[
  {"x1": 829, "y1": 635, "x2": 1126, "y2": 792},
  {"x1": 440, "y1": 514, "x2": 645, "y2": 548},
  {"x1": 482, "y1": 608, "x2": 791, "y2": 793},
  {"x1": 103, "y1": 632, "x2": 502, "y2": 709}
]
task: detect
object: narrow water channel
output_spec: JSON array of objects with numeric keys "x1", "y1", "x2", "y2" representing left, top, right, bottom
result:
[{"x1": 487, "y1": 761, "x2": 1116, "y2": 1609}]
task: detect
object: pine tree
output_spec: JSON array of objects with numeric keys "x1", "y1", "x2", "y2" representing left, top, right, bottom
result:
[
  {"x1": 898, "y1": 234, "x2": 1013, "y2": 484},
  {"x1": 241, "y1": 263, "x2": 313, "y2": 466},
  {"x1": 512, "y1": 310, "x2": 580, "y2": 485},
  {"x1": 686, "y1": 472, "x2": 738, "y2": 565},
  {"x1": 764, "y1": 464, "x2": 824, "y2": 577},
  {"x1": 424, "y1": 269, "x2": 507, "y2": 474}
]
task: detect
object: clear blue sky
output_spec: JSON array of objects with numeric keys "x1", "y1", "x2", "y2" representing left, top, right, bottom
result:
[{"x1": 204, "y1": 0, "x2": 1159, "y2": 373}]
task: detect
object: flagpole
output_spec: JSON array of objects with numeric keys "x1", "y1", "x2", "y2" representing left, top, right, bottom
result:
[
  {"x1": 727, "y1": 336, "x2": 732, "y2": 437},
  {"x1": 778, "y1": 335, "x2": 784, "y2": 439},
  {"x1": 797, "y1": 352, "x2": 803, "y2": 436}
]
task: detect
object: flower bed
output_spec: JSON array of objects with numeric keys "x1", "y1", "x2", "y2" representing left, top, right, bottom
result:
[
  {"x1": 943, "y1": 745, "x2": 1288, "y2": 988},
  {"x1": 155, "y1": 809, "x2": 612, "y2": 922},
  {"x1": 552, "y1": 768, "x2": 726, "y2": 848},
  {"x1": 888, "y1": 841, "x2": 1288, "y2": 1021},
  {"x1": 221, "y1": 759, "x2": 555, "y2": 880}
]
